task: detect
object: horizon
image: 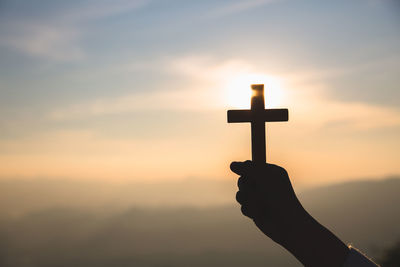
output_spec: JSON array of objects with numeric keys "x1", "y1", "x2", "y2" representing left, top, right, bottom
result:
[{"x1": 1, "y1": 174, "x2": 399, "y2": 216}]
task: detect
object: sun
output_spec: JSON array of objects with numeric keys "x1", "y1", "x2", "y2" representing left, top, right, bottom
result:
[{"x1": 224, "y1": 73, "x2": 285, "y2": 109}]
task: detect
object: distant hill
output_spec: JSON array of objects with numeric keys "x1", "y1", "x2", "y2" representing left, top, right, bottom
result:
[
  {"x1": 0, "y1": 177, "x2": 399, "y2": 267},
  {"x1": 299, "y1": 178, "x2": 400, "y2": 253}
]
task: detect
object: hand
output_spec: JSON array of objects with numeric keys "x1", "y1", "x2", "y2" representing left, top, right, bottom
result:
[
  {"x1": 230, "y1": 160, "x2": 349, "y2": 267},
  {"x1": 231, "y1": 160, "x2": 305, "y2": 245}
]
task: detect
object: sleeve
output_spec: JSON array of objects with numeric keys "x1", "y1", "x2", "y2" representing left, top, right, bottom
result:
[{"x1": 342, "y1": 246, "x2": 380, "y2": 267}]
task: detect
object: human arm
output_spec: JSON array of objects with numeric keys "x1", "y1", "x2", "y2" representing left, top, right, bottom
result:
[{"x1": 231, "y1": 161, "x2": 378, "y2": 267}]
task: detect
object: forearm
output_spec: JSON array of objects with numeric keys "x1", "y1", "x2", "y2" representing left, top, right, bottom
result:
[{"x1": 280, "y1": 208, "x2": 350, "y2": 267}]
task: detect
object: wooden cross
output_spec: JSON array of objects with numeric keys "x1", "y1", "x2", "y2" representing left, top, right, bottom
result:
[{"x1": 227, "y1": 84, "x2": 289, "y2": 164}]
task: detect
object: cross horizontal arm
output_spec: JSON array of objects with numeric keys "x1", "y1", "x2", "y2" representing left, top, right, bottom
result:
[
  {"x1": 227, "y1": 110, "x2": 252, "y2": 123},
  {"x1": 260, "y1": 109, "x2": 289, "y2": 122},
  {"x1": 227, "y1": 109, "x2": 289, "y2": 123}
]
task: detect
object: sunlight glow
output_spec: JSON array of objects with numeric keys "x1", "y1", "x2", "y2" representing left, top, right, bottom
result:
[{"x1": 224, "y1": 73, "x2": 285, "y2": 109}]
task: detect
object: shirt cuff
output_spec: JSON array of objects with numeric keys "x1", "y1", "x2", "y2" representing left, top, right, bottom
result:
[{"x1": 343, "y1": 246, "x2": 380, "y2": 267}]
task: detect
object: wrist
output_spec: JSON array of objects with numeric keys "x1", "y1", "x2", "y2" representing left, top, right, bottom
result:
[
  {"x1": 278, "y1": 205, "x2": 311, "y2": 246},
  {"x1": 280, "y1": 208, "x2": 349, "y2": 267}
]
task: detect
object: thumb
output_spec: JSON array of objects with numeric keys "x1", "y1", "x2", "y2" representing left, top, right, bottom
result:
[{"x1": 230, "y1": 160, "x2": 252, "y2": 175}]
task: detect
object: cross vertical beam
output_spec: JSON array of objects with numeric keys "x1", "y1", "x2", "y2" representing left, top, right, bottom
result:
[{"x1": 251, "y1": 84, "x2": 266, "y2": 164}]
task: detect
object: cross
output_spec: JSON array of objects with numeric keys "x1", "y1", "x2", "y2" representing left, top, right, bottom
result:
[{"x1": 227, "y1": 84, "x2": 289, "y2": 164}]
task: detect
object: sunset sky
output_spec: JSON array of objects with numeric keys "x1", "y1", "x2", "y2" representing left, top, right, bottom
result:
[{"x1": 0, "y1": 0, "x2": 399, "y2": 187}]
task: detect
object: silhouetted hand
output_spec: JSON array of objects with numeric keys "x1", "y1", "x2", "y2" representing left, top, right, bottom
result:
[
  {"x1": 231, "y1": 161, "x2": 304, "y2": 245},
  {"x1": 230, "y1": 160, "x2": 350, "y2": 267}
]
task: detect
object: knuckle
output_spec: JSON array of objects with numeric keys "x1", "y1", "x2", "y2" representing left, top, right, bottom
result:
[
  {"x1": 237, "y1": 177, "x2": 243, "y2": 188},
  {"x1": 240, "y1": 205, "x2": 248, "y2": 215},
  {"x1": 236, "y1": 190, "x2": 248, "y2": 204},
  {"x1": 235, "y1": 191, "x2": 241, "y2": 203},
  {"x1": 241, "y1": 205, "x2": 253, "y2": 218}
]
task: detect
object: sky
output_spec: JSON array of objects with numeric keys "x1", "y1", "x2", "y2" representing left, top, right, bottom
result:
[{"x1": 0, "y1": 0, "x2": 399, "y2": 187}]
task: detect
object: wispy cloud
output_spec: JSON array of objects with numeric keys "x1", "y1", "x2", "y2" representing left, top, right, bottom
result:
[
  {"x1": 288, "y1": 84, "x2": 400, "y2": 132},
  {"x1": 173, "y1": 56, "x2": 400, "y2": 132},
  {"x1": 0, "y1": 0, "x2": 149, "y2": 61},
  {"x1": 47, "y1": 55, "x2": 251, "y2": 120},
  {"x1": 55, "y1": 0, "x2": 149, "y2": 23},
  {"x1": 0, "y1": 22, "x2": 84, "y2": 61},
  {"x1": 47, "y1": 54, "x2": 400, "y2": 134},
  {"x1": 207, "y1": 0, "x2": 283, "y2": 18},
  {"x1": 48, "y1": 88, "x2": 221, "y2": 121}
]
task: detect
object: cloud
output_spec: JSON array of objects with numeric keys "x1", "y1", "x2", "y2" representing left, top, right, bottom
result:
[
  {"x1": 46, "y1": 56, "x2": 247, "y2": 120},
  {"x1": 48, "y1": 88, "x2": 221, "y2": 121},
  {"x1": 46, "y1": 55, "x2": 400, "y2": 134},
  {"x1": 288, "y1": 84, "x2": 400, "y2": 132},
  {"x1": 0, "y1": 22, "x2": 84, "y2": 61},
  {"x1": 55, "y1": 0, "x2": 149, "y2": 23},
  {"x1": 46, "y1": 55, "x2": 258, "y2": 120},
  {"x1": 169, "y1": 55, "x2": 253, "y2": 81},
  {"x1": 172, "y1": 55, "x2": 400, "y2": 131},
  {"x1": 207, "y1": 0, "x2": 283, "y2": 18},
  {"x1": 0, "y1": 0, "x2": 149, "y2": 61}
]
